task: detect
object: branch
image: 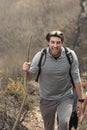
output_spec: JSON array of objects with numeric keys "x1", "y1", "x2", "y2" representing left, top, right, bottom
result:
[{"x1": 12, "y1": 36, "x2": 32, "y2": 130}]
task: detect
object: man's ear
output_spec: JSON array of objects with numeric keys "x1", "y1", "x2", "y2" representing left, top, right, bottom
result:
[
  {"x1": 47, "y1": 41, "x2": 50, "y2": 46},
  {"x1": 61, "y1": 41, "x2": 64, "y2": 45}
]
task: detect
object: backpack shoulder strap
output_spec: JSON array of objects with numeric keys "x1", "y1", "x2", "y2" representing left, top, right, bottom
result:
[
  {"x1": 64, "y1": 47, "x2": 73, "y2": 65},
  {"x1": 35, "y1": 48, "x2": 47, "y2": 82},
  {"x1": 64, "y1": 47, "x2": 75, "y2": 87}
]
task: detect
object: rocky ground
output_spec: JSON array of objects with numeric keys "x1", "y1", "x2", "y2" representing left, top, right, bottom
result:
[
  {"x1": 22, "y1": 96, "x2": 58, "y2": 130},
  {"x1": 23, "y1": 105, "x2": 44, "y2": 130},
  {"x1": 23, "y1": 104, "x2": 87, "y2": 130},
  {"x1": 0, "y1": 82, "x2": 87, "y2": 130}
]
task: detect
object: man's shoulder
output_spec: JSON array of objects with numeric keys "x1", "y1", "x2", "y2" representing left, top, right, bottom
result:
[
  {"x1": 33, "y1": 47, "x2": 48, "y2": 61},
  {"x1": 64, "y1": 47, "x2": 76, "y2": 55},
  {"x1": 63, "y1": 47, "x2": 78, "y2": 63},
  {"x1": 64, "y1": 47, "x2": 74, "y2": 52}
]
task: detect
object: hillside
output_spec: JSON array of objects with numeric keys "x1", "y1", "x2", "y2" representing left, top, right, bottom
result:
[
  {"x1": 0, "y1": 0, "x2": 83, "y2": 75},
  {"x1": 74, "y1": 0, "x2": 87, "y2": 74},
  {"x1": 0, "y1": 0, "x2": 87, "y2": 130},
  {"x1": 64, "y1": 0, "x2": 87, "y2": 76},
  {"x1": 0, "y1": 0, "x2": 86, "y2": 78}
]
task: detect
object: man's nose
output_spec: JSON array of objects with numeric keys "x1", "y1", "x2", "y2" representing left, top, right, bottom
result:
[{"x1": 54, "y1": 42, "x2": 58, "y2": 47}]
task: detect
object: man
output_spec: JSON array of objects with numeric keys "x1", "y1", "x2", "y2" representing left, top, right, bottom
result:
[{"x1": 23, "y1": 30, "x2": 84, "y2": 130}]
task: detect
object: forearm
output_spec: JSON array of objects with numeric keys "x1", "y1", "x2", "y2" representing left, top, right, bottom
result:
[{"x1": 74, "y1": 82, "x2": 83, "y2": 99}]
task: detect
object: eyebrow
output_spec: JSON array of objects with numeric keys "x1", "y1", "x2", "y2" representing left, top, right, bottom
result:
[{"x1": 50, "y1": 40, "x2": 61, "y2": 42}]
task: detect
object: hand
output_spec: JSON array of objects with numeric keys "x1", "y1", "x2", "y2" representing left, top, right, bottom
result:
[
  {"x1": 76, "y1": 101, "x2": 84, "y2": 124},
  {"x1": 23, "y1": 62, "x2": 31, "y2": 72},
  {"x1": 78, "y1": 94, "x2": 87, "y2": 123}
]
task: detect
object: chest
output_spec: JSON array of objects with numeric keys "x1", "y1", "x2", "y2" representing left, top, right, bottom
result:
[{"x1": 41, "y1": 55, "x2": 70, "y2": 75}]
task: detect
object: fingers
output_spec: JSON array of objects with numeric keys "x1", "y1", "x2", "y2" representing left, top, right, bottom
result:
[
  {"x1": 76, "y1": 105, "x2": 85, "y2": 124},
  {"x1": 23, "y1": 62, "x2": 31, "y2": 72},
  {"x1": 76, "y1": 105, "x2": 81, "y2": 116},
  {"x1": 79, "y1": 114, "x2": 84, "y2": 124}
]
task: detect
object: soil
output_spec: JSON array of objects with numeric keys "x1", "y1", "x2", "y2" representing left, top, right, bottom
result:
[
  {"x1": 23, "y1": 106, "x2": 44, "y2": 130},
  {"x1": 23, "y1": 105, "x2": 87, "y2": 130},
  {"x1": 23, "y1": 105, "x2": 58, "y2": 130}
]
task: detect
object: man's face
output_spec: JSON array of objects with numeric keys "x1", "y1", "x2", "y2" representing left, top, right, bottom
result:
[{"x1": 48, "y1": 36, "x2": 64, "y2": 57}]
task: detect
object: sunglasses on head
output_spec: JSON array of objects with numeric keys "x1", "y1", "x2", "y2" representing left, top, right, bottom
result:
[
  {"x1": 49, "y1": 30, "x2": 63, "y2": 36},
  {"x1": 46, "y1": 30, "x2": 64, "y2": 42}
]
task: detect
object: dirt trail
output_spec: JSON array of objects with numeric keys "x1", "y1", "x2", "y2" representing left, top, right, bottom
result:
[
  {"x1": 23, "y1": 106, "x2": 44, "y2": 130},
  {"x1": 23, "y1": 106, "x2": 58, "y2": 130}
]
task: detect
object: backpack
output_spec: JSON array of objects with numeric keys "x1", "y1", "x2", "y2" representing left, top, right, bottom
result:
[
  {"x1": 35, "y1": 48, "x2": 47, "y2": 82},
  {"x1": 64, "y1": 47, "x2": 75, "y2": 88},
  {"x1": 35, "y1": 47, "x2": 75, "y2": 88}
]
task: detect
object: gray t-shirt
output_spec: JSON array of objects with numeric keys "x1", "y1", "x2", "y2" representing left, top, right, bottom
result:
[{"x1": 29, "y1": 47, "x2": 81, "y2": 101}]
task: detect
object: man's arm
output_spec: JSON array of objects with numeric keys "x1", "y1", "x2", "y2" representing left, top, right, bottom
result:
[
  {"x1": 75, "y1": 82, "x2": 84, "y2": 123},
  {"x1": 75, "y1": 83, "x2": 83, "y2": 99}
]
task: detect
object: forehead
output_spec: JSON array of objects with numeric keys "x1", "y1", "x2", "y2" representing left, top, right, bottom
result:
[{"x1": 50, "y1": 36, "x2": 61, "y2": 41}]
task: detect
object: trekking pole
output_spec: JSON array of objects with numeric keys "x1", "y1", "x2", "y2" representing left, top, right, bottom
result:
[{"x1": 12, "y1": 36, "x2": 32, "y2": 130}]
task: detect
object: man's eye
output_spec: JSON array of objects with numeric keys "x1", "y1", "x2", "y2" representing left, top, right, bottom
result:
[
  {"x1": 51, "y1": 41, "x2": 55, "y2": 44},
  {"x1": 57, "y1": 41, "x2": 61, "y2": 44}
]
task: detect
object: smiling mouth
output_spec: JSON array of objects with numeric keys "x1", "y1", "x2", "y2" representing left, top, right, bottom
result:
[
  {"x1": 52, "y1": 48, "x2": 61, "y2": 57},
  {"x1": 49, "y1": 48, "x2": 61, "y2": 57},
  {"x1": 52, "y1": 48, "x2": 59, "y2": 53}
]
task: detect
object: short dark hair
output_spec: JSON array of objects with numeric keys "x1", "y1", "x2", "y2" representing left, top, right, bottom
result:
[{"x1": 46, "y1": 30, "x2": 64, "y2": 42}]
